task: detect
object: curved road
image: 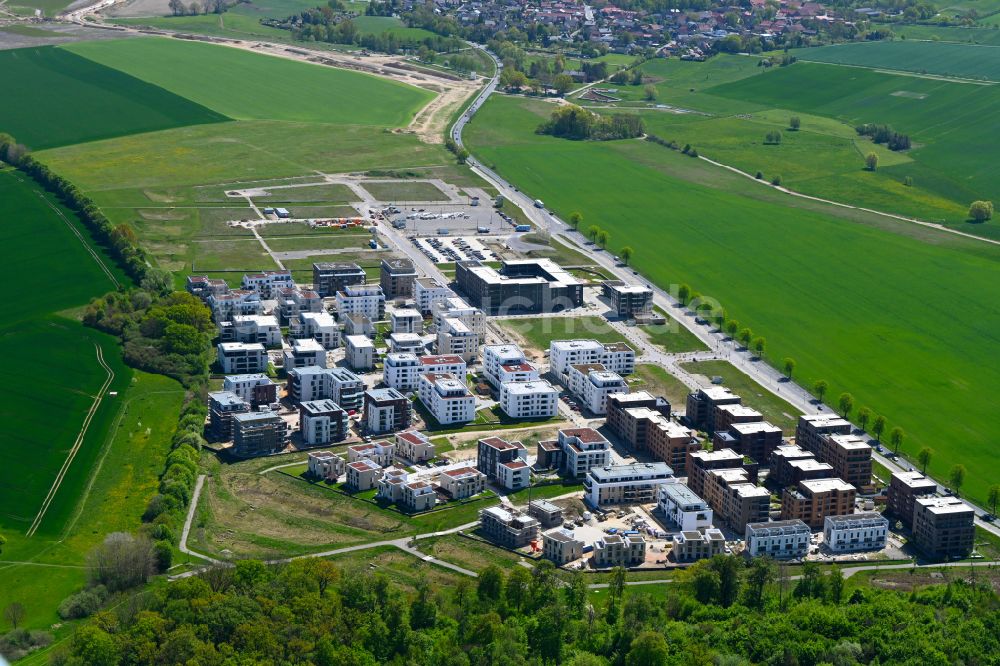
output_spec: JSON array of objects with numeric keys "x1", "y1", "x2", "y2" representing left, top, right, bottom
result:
[{"x1": 451, "y1": 48, "x2": 1000, "y2": 541}]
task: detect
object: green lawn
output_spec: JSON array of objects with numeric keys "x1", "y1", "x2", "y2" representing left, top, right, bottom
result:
[
  {"x1": 466, "y1": 94, "x2": 1000, "y2": 505},
  {"x1": 265, "y1": 234, "x2": 376, "y2": 252},
  {"x1": 791, "y1": 40, "x2": 1000, "y2": 81},
  {"x1": 0, "y1": 45, "x2": 227, "y2": 151},
  {"x1": 630, "y1": 364, "x2": 691, "y2": 408},
  {"x1": 497, "y1": 315, "x2": 629, "y2": 353},
  {"x1": 642, "y1": 308, "x2": 709, "y2": 353},
  {"x1": 352, "y1": 15, "x2": 439, "y2": 40},
  {"x1": 680, "y1": 360, "x2": 801, "y2": 434},
  {"x1": 63, "y1": 37, "x2": 433, "y2": 127},
  {"x1": 250, "y1": 183, "x2": 355, "y2": 203}
]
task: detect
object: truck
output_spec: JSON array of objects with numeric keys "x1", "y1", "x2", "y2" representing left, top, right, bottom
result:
[
  {"x1": 437, "y1": 228, "x2": 450, "y2": 235},
  {"x1": 514, "y1": 224, "x2": 531, "y2": 232},
  {"x1": 533, "y1": 199, "x2": 544, "y2": 209}
]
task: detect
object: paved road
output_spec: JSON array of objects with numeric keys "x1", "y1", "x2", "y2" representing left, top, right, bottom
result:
[{"x1": 451, "y1": 47, "x2": 1000, "y2": 541}]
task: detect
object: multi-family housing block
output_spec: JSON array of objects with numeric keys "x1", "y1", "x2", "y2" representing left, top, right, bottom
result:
[
  {"x1": 222, "y1": 373, "x2": 277, "y2": 408},
  {"x1": 232, "y1": 410, "x2": 288, "y2": 458},
  {"x1": 657, "y1": 483, "x2": 713, "y2": 531},
  {"x1": 584, "y1": 462, "x2": 674, "y2": 506},
  {"x1": 672, "y1": 528, "x2": 726, "y2": 562},
  {"x1": 394, "y1": 430, "x2": 436, "y2": 463},
  {"x1": 336, "y1": 284, "x2": 386, "y2": 321},
  {"x1": 290, "y1": 311, "x2": 339, "y2": 349},
  {"x1": 418, "y1": 372, "x2": 476, "y2": 425},
  {"x1": 549, "y1": 339, "x2": 635, "y2": 377},
  {"x1": 414, "y1": 276, "x2": 455, "y2": 314},
  {"x1": 438, "y1": 466, "x2": 487, "y2": 499},
  {"x1": 313, "y1": 262, "x2": 365, "y2": 297},
  {"x1": 299, "y1": 399, "x2": 349, "y2": 446},
  {"x1": 480, "y1": 506, "x2": 540, "y2": 548},
  {"x1": 217, "y1": 342, "x2": 267, "y2": 374},
  {"x1": 823, "y1": 512, "x2": 889, "y2": 553},
  {"x1": 344, "y1": 334, "x2": 375, "y2": 371},
  {"x1": 886, "y1": 471, "x2": 938, "y2": 527},
  {"x1": 287, "y1": 366, "x2": 363, "y2": 410},
  {"x1": 566, "y1": 364, "x2": 628, "y2": 415},
  {"x1": 283, "y1": 337, "x2": 327, "y2": 370},
  {"x1": 912, "y1": 496, "x2": 975, "y2": 559},
  {"x1": 384, "y1": 352, "x2": 422, "y2": 392},
  {"x1": 499, "y1": 379, "x2": 558, "y2": 419},
  {"x1": 364, "y1": 387, "x2": 411, "y2": 434},
  {"x1": 745, "y1": 520, "x2": 811, "y2": 559},
  {"x1": 380, "y1": 258, "x2": 416, "y2": 299},
  {"x1": 780, "y1": 477, "x2": 856, "y2": 529}
]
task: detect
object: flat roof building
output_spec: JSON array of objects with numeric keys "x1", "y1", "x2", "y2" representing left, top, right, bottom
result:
[
  {"x1": 232, "y1": 410, "x2": 288, "y2": 458},
  {"x1": 313, "y1": 262, "x2": 365, "y2": 297},
  {"x1": 217, "y1": 342, "x2": 267, "y2": 375},
  {"x1": 824, "y1": 512, "x2": 889, "y2": 553},
  {"x1": 672, "y1": 528, "x2": 726, "y2": 562},
  {"x1": 745, "y1": 520, "x2": 810, "y2": 559},
  {"x1": 364, "y1": 387, "x2": 412, "y2": 434},
  {"x1": 584, "y1": 462, "x2": 674, "y2": 507},
  {"x1": 299, "y1": 399, "x2": 349, "y2": 446},
  {"x1": 601, "y1": 280, "x2": 654, "y2": 319},
  {"x1": 912, "y1": 496, "x2": 975, "y2": 560},
  {"x1": 543, "y1": 529, "x2": 584, "y2": 565},
  {"x1": 886, "y1": 471, "x2": 938, "y2": 527},
  {"x1": 593, "y1": 533, "x2": 646, "y2": 568},
  {"x1": 380, "y1": 258, "x2": 416, "y2": 299},
  {"x1": 480, "y1": 506, "x2": 540, "y2": 548},
  {"x1": 713, "y1": 421, "x2": 783, "y2": 466},
  {"x1": 499, "y1": 380, "x2": 558, "y2": 420},
  {"x1": 685, "y1": 386, "x2": 741, "y2": 433},
  {"x1": 795, "y1": 413, "x2": 852, "y2": 454},
  {"x1": 657, "y1": 483, "x2": 713, "y2": 532},
  {"x1": 780, "y1": 478, "x2": 857, "y2": 529},
  {"x1": 455, "y1": 258, "x2": 584, "y2": 315}
]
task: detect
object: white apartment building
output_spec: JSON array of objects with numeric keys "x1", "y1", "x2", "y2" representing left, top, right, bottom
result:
[
  {"x1": 497, "y1": 459, "x2": 531, "y2": 490},
  {"x1": 436, "y1": 316, "x2": 479, "y2": 362},
  {"x1": 401, "y1": 481, "x2": 436, "y2": 512},
  {"x1": 344, "y1": 335, "x2": 375, "y2": 371},
  {"x1": 823, "y1": 512, "x2": 889, "y2": 553},
  {"x1": 414, "y1": 276, "x2": 455, "y2": 314},
  {"x1": 499, "y1": 380, "x2": 558, "y2": 419},
  {"x1": 347, "y1": 440, "x2": 395, "y2": 467},
  {"x1": 224, "y1": 314, "x2": 281, "y2": 346},
  {"x1": 556, "y1": 428, "x2": 611, "y2": 478},
  {"x1": 217, "y1": 342, "x2": 267, "y2": 374},
  {"x1": 584, "y1": 462, "x2": 675, "y2": 507},
  {"x1": 432, "y1": 297, "x2": 487, "y2": 338},
  {"x1": 307, "y1": 450, "x2": 345, "y2": 481},
  {"x1": 549, "y1": 339, "x2": 636, "y2": 377},
  {"x1": 292, "y1": 311, "x2": 340, "y2": 349},
  {"x1": 283, "y1": 338, "x2": 327, "y2": 370},
  {"x1": 287, "y1": 366, "x2": 364, "y2": 411},
  {"x1": 418, "y1": 372, "x2": 476, "y2": 425},
  {"x1": 384, "y1": 353, "x2": 422, "y2": 392},
  {"x1": 209, "y1": 290, "x2": 262, "y2": 323},
  {"x1": 391, "y1": 308, "x2": 423, "y2": 334},
  {"x1": 241, "y1": 270, "x2": 294, "y2": 298},
  {"x1": 657, "y1": 483, "x2": 713, "y2": 532},
  {"x1": 276, "y1": 287, "x2": 323, "y2": 324},
  {"x1": 497, "y1": 361, "x2": 541, "y2": 386},
  {"x1": 438, "y1": 466, "x2": 487, "y2": 499},
  {"x1": 419, "y1": 354, "x2": 467, "y2": 378},
  {"x1": 744, "y1": 520, "x2": 811, "y2": 559},
  {"x1": 336, "y1": 284, "x2": 386, "y2": 321},
  {"x1": 395, "y1": 430, "x2": 436, "y2": 463},
  {"x1": 567, "y1": 365, "x2": 628, "y2": 415},
  {"x1": 593, "y1": 533, "x2": 646, "y2": 567},
  {"x1": 482, "y1": 344, "x2": 529, "y2": 388},
  {"x1": 347, "y1": 459, "x2": 383, "y2": 491},
  {"x1": 389, "y1": 332, "x2": 424, "y2": 354}
]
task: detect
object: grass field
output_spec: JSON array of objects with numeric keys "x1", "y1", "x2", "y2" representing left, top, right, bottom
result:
[
  {"x1": 892, "y1": 24, "x2": 1000, "y2": 45},
  {"x1": 36, "y1": 120, "x2": 454, "y2": 273},
  {"x1": 705, "y1": 61, "x2": 1000, "y2": 233},
  {"x1": 465, "y1": 94, "x2": 1000, "y2": 505},
  {"x1": 0, "y1": 45, "x2": 227, "y2": 150},
  {"x1": 189, "y1": 455, "x2": 499, "y2": 559},
  {"x1": 352, "y1": 15, "x2": 439, "y2": 40},
  {"x1": 107, "y1": 12, "x2": 291, "y2": 40},
  {"x1": 362, "y1": 180, "x2": 449, "y2": 201},
  {"x1": 64, "y1": 37, "x2": 434, "y2": 126},
  {"x1": 497, "y1": 315, "x2": 629, "y2": 355},
  {"x1": 791, "y1": 40, "x2": 1000, "y2": 81}
]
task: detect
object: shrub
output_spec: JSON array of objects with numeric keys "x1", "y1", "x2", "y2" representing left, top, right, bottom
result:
[
  {"x1": 154, "y1": 541, "x2": 173, "y2": 573},
  {"x1": 969, "y1": 200, "x2": 994, "y2": 222},
  {"x1": 755, "y1": 171, "x2": 763, "y2": 179},
  {"x1": 771, "y1": 175, "x2": 783, "y2": 186},
  {"x1": 57, "y1": 589, "x2": 103, "y2": 620}
]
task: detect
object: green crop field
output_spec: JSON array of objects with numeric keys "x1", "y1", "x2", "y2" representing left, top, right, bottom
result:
[
  {"x1": 791, "y1": 40, "x2": 1000, "y2": 81},
  {"x1": 706, "y1": 61, "x2": 1000, "y2": 234},
  {"x1": 0, "y1": 45, "x2": 227, "y2": 150},
  {"x1": 0, "y1": 168, "x2": 184, "y2": 636},
  {"x1": 893, "y1": 24, "x2": 1000, "y2": 45},
  {"x1": 465, "y1": 94, "x2": 1000, "y2": 505},
  {"x1": 108, "y1": 12, "x2": 292, "y2": 41},
  {"x1": 64, "y1": 37, "x2": 434, "y2": 126}
]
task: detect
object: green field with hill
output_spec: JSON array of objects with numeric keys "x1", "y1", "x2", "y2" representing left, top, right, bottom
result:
[
  {"x1": 465, "y1": 94, "x2": 1000, "y2": 505},
  {"x1": 791, "y1": 40, "x2": 1000, "y2": 80},
  {"x1": 0, "y1": 45, "x2": 227, "y2": 150},
  {"x1": 64, "y1": 37, "x2": 433, "y2": 126},
  {"x1": 706, "y1": 61, "x2": 1000, "y2": 232}
]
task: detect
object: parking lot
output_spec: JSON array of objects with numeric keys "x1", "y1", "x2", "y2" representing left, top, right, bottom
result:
[
  {"x1": 388, "y1": 204, "x2": 514, "y2": 236},
  {"x1": 411, "y1": 235, "x2": 499, "y2": 263}
]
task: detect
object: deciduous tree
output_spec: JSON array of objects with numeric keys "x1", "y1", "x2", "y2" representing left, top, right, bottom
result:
[
  {"x1": 865, "y1": 152, "x2": 879, "y2": 171},
  {"x1": 813, "y1": 379, "x2": 828, "y2": 402},
  {"x1": 568, "y1": 211, "x2": 583, "y2": 229},
  {"x1": 969, "y1": 200, "x2": 993, "y2": 222},
  {"x1": 872, "y1": 415, "x2": 886, "y2": 442},
  {"x1": 889, "y1": 426, "x2": 905, "y2": 455},
  {"x1": 918, "y1": 447, "x2": 933, "y2": 475},
  {"x1": 620, "y1": 246, "x2": 633, "y2": 265},
  {"x1": 838, "y1": 392, "x2": 854, "y2": 418},
  {"x1": 949, "y1": 464, "x2": 966, "y2": 493},
  {"x1": 857, "y1": 406, "x2": 872, "y2": 433},
  {"x1": 783, "y1": 357, "x2": 796, "y2": 379}
]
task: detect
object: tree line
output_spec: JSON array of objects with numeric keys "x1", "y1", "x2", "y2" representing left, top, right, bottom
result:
[
  {"x1": 46, "y1": 554, "x2": 1000, "y2": 665},
  {"x1": 537, "y1": 105, "x2": 644, "y2": 141},
  {"x1": 855, "y1": 123, "x2": 911, "y2": 151}
]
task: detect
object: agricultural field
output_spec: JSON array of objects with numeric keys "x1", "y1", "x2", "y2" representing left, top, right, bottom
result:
[
  {"x1": 465, "y1": 94, "x2": 1000, "y2": 505},
  {"x1": 0, "y1": 168, "x2": 185, "y2": 634},
  {"x1": 706, "y1": 61, "x2": 1000, "y2": 232},
  {"x1": 791, "y1": 40, "x2": 1000, "y2": 80},
  {"x1": 892, "y1": 24, "x2": 1000, "y2": 45},
  {"x1": 64, "y1": 38, "x2": 434, "y2": 126},
  {"x1": 0, "y1": 45, "x2": 227, "y2": 150},
  {"x1": 108, "y1": 12, "x2": 292, "y2": 41}
]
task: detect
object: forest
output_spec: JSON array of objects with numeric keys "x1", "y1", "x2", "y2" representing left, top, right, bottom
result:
[{"x1": 47, "y1": 555, "x2": 1000, "y2": 666}]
